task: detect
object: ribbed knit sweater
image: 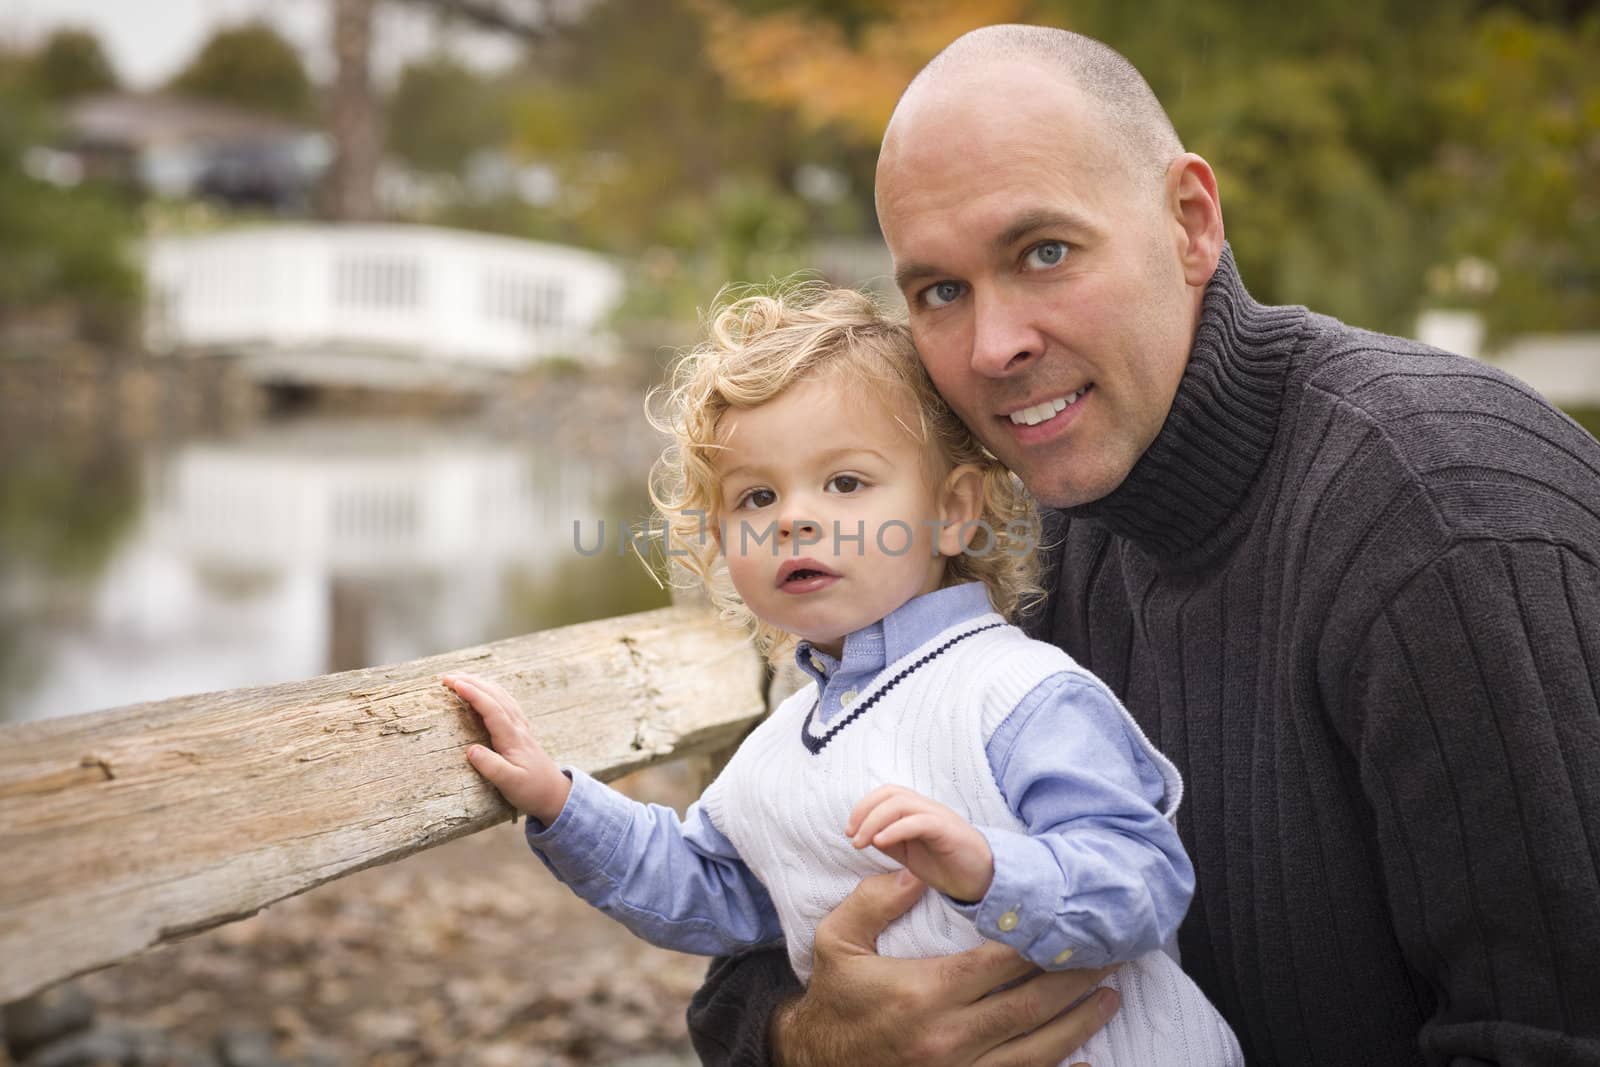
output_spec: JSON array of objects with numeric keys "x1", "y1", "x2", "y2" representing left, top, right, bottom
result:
[{"x1": 686, "y1": 248, "x2": 1600, "y2": 1066}]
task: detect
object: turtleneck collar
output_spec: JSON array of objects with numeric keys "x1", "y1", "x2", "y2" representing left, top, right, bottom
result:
[{"x1": 1066, "y1": 244, "x2": 1308, "y2": 567}]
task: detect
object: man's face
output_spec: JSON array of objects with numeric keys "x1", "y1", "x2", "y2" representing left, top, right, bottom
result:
[{"x1": 876, "y1": 63, "x2": 1198, "y2": 508}]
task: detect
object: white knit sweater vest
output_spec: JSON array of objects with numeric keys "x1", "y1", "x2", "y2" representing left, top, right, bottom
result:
[{"x1": 702, "y1": 616, "x2": 1245, "y2": 1066}]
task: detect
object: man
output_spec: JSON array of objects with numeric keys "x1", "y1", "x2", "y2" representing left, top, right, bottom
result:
[{"x1": 689, "y1": 24, "x2": 1600, "y2": 1067}]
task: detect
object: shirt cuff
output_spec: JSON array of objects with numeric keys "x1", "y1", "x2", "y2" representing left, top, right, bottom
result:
[
  {"x1": 950, "y1": 826, "x2": 1107, "y2": 969},
  {"x1": 523, "y1": 767, "x2": 631, "y2": 886}
]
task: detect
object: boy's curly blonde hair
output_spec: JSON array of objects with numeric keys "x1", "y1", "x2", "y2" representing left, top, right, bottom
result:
[{"x1": 647, "y1": 281, "x2": 1041, "y2": 659}]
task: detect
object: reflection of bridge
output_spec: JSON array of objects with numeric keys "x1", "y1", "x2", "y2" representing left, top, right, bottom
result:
[
  {"x1": 145, "y1": 224, "x2": 624, "y2": 389},
  {"x1": 147, "y1": 420, "x2": 611, "y2": 576}
]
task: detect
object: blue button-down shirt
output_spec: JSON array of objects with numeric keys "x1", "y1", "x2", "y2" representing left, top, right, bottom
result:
[{"x1": 526, "y1": 582, "x2": 1192, "y2": 970}]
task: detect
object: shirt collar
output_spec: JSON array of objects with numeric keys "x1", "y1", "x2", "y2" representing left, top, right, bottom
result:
[{"x1": 794, "y1": 581, "x2": 995, "y2": 687}]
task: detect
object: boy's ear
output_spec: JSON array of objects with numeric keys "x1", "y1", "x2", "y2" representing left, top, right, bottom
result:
[{"x1": 936, "y1": 464, "x2": 986, "y2": 557}]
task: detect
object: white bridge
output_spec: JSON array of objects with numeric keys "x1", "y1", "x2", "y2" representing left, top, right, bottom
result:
[{"x1": 144, "y1": 224, "x2": 624, "y2": 388}]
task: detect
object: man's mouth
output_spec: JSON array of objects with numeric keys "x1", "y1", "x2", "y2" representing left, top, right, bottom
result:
[{"x1": 1007, "y1": 387, "x2": 1089, "y2": 426}]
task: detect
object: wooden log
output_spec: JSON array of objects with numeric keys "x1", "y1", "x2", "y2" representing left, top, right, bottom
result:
[{"x1": 0, "y1": 605, "x2": 764, "y2": 1003}]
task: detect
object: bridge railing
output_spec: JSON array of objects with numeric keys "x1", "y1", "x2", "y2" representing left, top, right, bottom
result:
[
  {"x1": 144, "y1": 224, "x2": 625, "y2": 370},
  {"x1": 0, "y1": 605, "x2": 767, "y2": 1004}
]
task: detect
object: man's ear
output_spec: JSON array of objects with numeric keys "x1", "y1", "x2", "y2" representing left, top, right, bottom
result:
[
  {"x1": 1166, "y1": 153, "x2": 1224, "y2": 288},
  {"x1": 936, "y1": 464, "x2": 986, "y2": 557}
]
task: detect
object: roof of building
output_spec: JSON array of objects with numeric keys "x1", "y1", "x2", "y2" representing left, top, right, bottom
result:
[{"x1": 67, "y1": 92, "x2": 313, "y2": 151}]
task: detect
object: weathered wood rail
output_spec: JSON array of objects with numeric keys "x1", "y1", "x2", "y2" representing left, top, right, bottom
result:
[{"x1": 0, "y1": 605, "x2": 767, "y2": 1004}]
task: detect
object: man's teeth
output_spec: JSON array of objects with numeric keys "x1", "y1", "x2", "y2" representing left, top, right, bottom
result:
[{"x1": 1008, "y1": 390, "x2": 1083, "y2": 426}]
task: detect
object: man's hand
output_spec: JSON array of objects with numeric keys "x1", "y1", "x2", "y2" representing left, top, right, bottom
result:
[
  {"x1": 847, "y1": 785, "x2": 994, "y2": 902},
  {"x1": 771, "y1": 870, "x2": 1120, "y2": 1067},
  {"x1": 442, "y1": 672, "x2": 571, "y2": 825}
]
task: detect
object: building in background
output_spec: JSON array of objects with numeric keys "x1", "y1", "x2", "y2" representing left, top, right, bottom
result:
[{"x1": 57, "y1": 91, "x2": 331, "y2": 211}]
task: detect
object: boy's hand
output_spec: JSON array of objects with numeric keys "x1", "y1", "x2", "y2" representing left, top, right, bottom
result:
[
  {"x1": 442, "y1": 672, "x2": 571, "y2": 825},
  {"x1": 845, "y1": 785, "x2": 994, "y2": 903}
]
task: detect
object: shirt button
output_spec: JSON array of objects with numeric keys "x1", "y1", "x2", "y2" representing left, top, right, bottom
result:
[
  {"x1": 840, "y1": 689, "x2": 858, "y2": 706},
  {"x1": 809, "y1": 653, "x2": 825, "y2": 672},
  {"x1": 1052, "y1": 948, "x2": 1075, "y2": 965},
  {"x1": 997, "y1": 909, "x2": 1020, "y2": 932}
]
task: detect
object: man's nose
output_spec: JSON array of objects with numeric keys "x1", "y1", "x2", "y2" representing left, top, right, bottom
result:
[{"x1": 970, "y1": 288, "x2": 1044, "y2": 377}]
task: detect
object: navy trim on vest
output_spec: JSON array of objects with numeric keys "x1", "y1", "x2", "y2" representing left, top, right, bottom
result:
[{"x1": 801, "y1": 622, "x2": 1006, "y2": 755}]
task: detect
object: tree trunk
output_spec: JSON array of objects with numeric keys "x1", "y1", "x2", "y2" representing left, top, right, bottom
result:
[{"x1": 328, "y1": 0, "x2": 379, "y2": 220}]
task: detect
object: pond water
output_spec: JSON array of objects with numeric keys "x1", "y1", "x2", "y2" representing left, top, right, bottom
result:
[{"x1": 0, "y1": 404, "x2": 670, "y2": 725}]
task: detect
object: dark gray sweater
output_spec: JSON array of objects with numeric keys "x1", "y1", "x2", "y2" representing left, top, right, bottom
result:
[{"x1": 687, "y1": 249, "x2": 1600, "y2": 1066}]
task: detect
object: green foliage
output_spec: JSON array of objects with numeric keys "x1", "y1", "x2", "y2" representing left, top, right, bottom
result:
[
  {"x1": 0, "y1": 60, "x2": 142, "y2": 342},
  {"x1": 27, "y1": 28, "x2": 119, "y2": 100},
  {"x1": 613, "y1": 175, "x2": 815, "y2": 323},
  {"x1": 498, "y1": 482, "x2": 671, "y2": 634},
  {"x1": 1565, "y1": 407, "x2": 1600, "y2": 441},
  {"x1": 1425, "y1": 11, "x2": 1600, "y2": 339},
  {"x1": 387, "y1": 54, "x2": 512, "y2": 175},
  {"x1": 1001, "y1": 3, "x2": 1419, "y2": 333},
  {"x1": 511, "y1": 0, "x2": 874, "y2": 317},
  {"x1": 168, "y1": 21, "x2": 315, "y2": 121},
  {"x1": 0, "y1": 443, "x2": 139, "y2": 579}
]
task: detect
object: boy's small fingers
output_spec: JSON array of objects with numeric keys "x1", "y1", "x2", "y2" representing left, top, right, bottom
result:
[
  {"x1": 849, "y1": 784, "x2": 900, "y2": 819},
  {"x1": 853, "y1": 797, "x2": 917, "y2": 847},
  {"x1": 451, "y1": 678, "x2": 516, "y2": 727},
  {"x1": 856, "y1": 784, "x2": 895, "y2": 805},
  {"x1": 474, "y1": 675, "x2": 523, "y2": 714},
  {"x1": 873, "y1": 812, "x2": 941, "y2": 850},
  {"x1": 467, "y1": 744, "x2": 518, "y2": 784},
  {"x1": 445, "y1": 675, "x2": 493, "y2": 709},
  {"x1": 844, "y1": 793, "x2": 885, "y2": 836}
]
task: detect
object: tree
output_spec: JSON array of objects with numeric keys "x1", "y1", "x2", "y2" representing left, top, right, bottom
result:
[
  {"x1": 1424, "y1": 10, "x2": 1600, "y2": 339},
  {"x1": 169, "y1": 21, "x2": 314, "y2": 121},
  {"x1": 486, "y1": 0, "x2": 878, "y2": 319},
  {"x1": 0, "y1": 57, "x2": 141, "y2": 343},
  {"x1": 328, "y1": 0, "x2": 379, "y2": 219},
  {"x1": 387, "y1": 55, "x2": 510, "y2": 176},
  {"x1": 696, "y1": 0, "x2": 1031, "y2": 142},
  {"x1": 27, "y1": 28, "x2": 118, "y2": 101}
]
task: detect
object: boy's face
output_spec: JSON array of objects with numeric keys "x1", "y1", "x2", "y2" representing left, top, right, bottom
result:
[{"x1": 713, "y1": 371, "x2": 971, "y2": 658}]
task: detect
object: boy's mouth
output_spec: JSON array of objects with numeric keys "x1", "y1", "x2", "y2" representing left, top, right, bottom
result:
[{"x1": 776, "y1": 558, "x2": 840, "y2": 592}]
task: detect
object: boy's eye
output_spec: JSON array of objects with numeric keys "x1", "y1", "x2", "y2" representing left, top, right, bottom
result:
[
  {"x1": 1023, "y1": 240, "x2": 1068, "y2": 270},
  {"x1": 920, "y1": 281, "x2": 964, "y2": 309},
  {"x1": 828, "y1": 474, "x2": 863, "y2": 494},
  {"x1": 737, "y1": 488, "x2": 776, "y2": 510}
]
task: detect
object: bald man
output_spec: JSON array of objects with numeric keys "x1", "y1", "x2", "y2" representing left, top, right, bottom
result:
[{"x1": 688, "y1": 25, "x2": 1600, "y2": 1067}]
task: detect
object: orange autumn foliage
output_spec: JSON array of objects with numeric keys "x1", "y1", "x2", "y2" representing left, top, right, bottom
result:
[{"x1": 693, "y1": 0, "x2": 1039, "y2": 142}]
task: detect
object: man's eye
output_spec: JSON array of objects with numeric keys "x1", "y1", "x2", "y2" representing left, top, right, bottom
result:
[
  {"x1": 921, "y1": 281, "x2": 964, "y2": 308},
  {"x1": 1023, "y1": 241, "x2": 1068, "y2": 269},
  {"x1": 737, "y1": 488, "x2": 775, "y2": 509},
  {"x1": 828, "y1": 475, "x2": 863, "y2": 493}
]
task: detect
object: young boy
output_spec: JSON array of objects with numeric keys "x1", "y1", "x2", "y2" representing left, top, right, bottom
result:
[{"x1": 443, "y1": 285, "x2": 1242, "y2": 1064}]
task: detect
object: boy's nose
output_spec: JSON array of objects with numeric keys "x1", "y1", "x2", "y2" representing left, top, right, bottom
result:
[{"x1": 779, "y1": 515, "x2": 821, "y2": 540}]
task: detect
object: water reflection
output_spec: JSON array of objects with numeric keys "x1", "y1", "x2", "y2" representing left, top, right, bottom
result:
[{"x1": 0, "y1": 413, "x2": 668, "y2": 725}]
